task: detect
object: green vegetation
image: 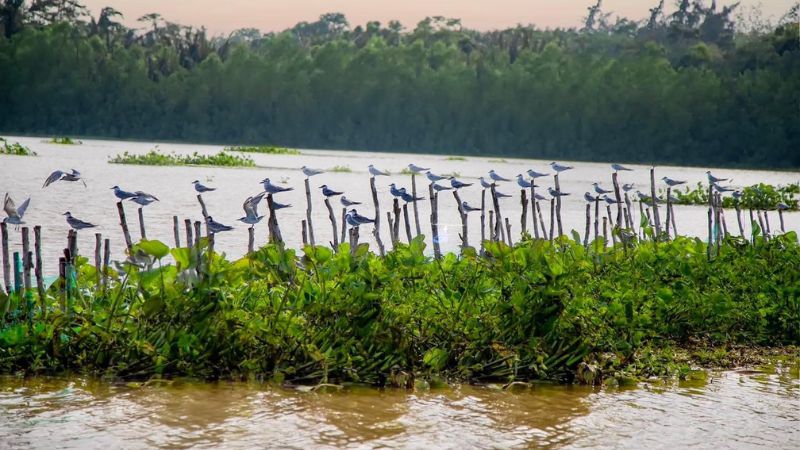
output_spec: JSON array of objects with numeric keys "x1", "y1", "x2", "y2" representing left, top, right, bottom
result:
[
  {"x1": 328, "y1": 165, "x2": 352, "y2": 172},
  {"x1": 671, "y1": 182, "x2": 799, "y2": 210},
  {"x1": 49, "y1": 136, "x2": 81, "y2": 145},
  {"x1": 225, "y1": 145, "x2": 299, "y2": 155},
  {"x1": 109, "y1": 149, "x2": 255, "y2": 167},
  {"x1": 446, "y1": 156, "x2": 467, "y2": 161},
  {"x1": 1, "y1": 232, "x2": 797, "y2": 385},
  {"x1": 0, "y1": 2, "x2": 797, "y2": 168},
  {"x1": 0, "y1": 137, "x2": 36, "y2": 156}
]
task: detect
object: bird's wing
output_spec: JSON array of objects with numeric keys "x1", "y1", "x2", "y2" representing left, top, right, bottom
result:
[
  {"x1": 43, "y1": 170, "x2": 64, "y2": 188},
  {"x1": 3, "y1": 194, "x2": 17, "y2": 217},
  {"x1": 71, "y1": 169, "x2": 81, "y2": 176},
  {"x1": 16, "y1": 197, "x2": 30, "y2": 218}
]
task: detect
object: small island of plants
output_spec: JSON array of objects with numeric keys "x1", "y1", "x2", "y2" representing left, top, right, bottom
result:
[
  {"x1": 109, "y1": 148, "x2": 255, "y2": 167},
  {"x1": 670, "y1": 182, "x2": 799, "y2": 211},
  {"x1": 225, "y1": 145, "x2": 300, "y2": 155},
  {"x1": 48, "y1": 137, "x2": 82, "y2": 145},
  {"x1": 0, "y1": 138, "x2": 36, "y2": 156}
]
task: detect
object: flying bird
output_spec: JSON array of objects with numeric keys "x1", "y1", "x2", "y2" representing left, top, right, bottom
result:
[
  {"x1": 63, "y1": 212, "x2": 96, "y2": 231},
  {"x1": 3, "y1": 194, "x2": 30, "y2": 229},
  {"x1": 43, "y1": 169, "x2": 85, "y2": 188}
]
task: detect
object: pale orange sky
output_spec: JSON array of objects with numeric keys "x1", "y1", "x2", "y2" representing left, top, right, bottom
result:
[{"x1": 81, "y1": 0, "x2": 794, "y2": 35}]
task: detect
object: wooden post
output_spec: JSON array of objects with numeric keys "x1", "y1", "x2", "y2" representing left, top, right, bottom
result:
[
  {"x1": 583, "y1": 203, "x2": 591, "y2": 247},
  {"x1": 137, "y1": 207, "x2": 147, "y2": 240},
  {"x1": 452, "y1": 190, "x2": 469, "y2": 250},
  {"x1": 623, "y1": 207, "x2": 631, "y2": 229},
  {"x1": 749, "y1": 209, "x2": 756, "y2": 242},
  {"x1": 650, "y1": 168, "x2": 661, "y2": 236},
  {"x1": 489, "y1": 211, "x2": 495, "y2": 242},
  {"x1": 554, "y1": 174, "x2": 563, "y2": 236},
  {"x1": 638, "y1": 200, "x2": 646, "y2": 238},
  {"x1": 536, "y1": 201, "x2": 547, "y2": 240},
  {"x1": 624, "y1": 193, "x2": 634, "y2": 232},
  {"x1": 707, "y1": 207, "x2": 713, "y2": 260},
  {"x1": 266, "y1": 194, "x2": 283, "y2": 244},
  {"x1": 102, "y1": 238, "x2": 110, "y2": 291},
  {"x1": 184, "y1": 219, "x2": 193, "y2": 248},
  {"x1": 22, "y1": 227, "x2": 31, "y2": 294},
  {"x1": 520, "y1": 189, "x2": 528, "y2": 237},
  {"x1": 735, "y1": 202, "x2": 744, "y2": 237},
  {"x1": 302, "y1": 220, "x2": 308, "y2": 246},
  {"x1": 1, "y1": 222, "x2": 10, "y2": 294},
  {"x1": 369, "y1": 178, "x2": 385, "y2": 256},
  {"x1": 612, "y1": 172, "x2": 622, "y2": 228},
  {"x1": 505, "y1": 218, "x2": 512, "y2": 246},
  {"x1": 68, "y1": 230, "x2": 77, "y2": 265},
  {"x1": 602, "y1": 217, "x2": 608, "y2": 247},
  {"x1": 173, "y1": 216, "x2": 181, "y2": 248},
  {"x1": 549, "y1": 199, "x2": 555, "y2": 241},
  {"x1": 429, "y1": 184, "x2": 441, "y2": 259},
  {"x1": 392, "y1": 199, "x2": 401, "y2": 244},
  {"x1": 34, "y1": 226, "x2": 45, "y2": 314},
  {"x1": 480, "y1": 190, "x2": 487, "y2": 252},
  {"x1": 323, "y1": 198, "x2": 339, "y2": 249},
  {"x1": 764, "y1": 210, "x2": 771, "y2": 235},
  {"x1": 340, "y1": 208, "x2": 347, "y2": 245},
  {"x1": 304, "y1": 178, "x2": 316, "y2": 246},
  {"x1": 714, "y1": 193, "x2": 722, "y2": 252},
  {"x1": 779, "y1": 209, "x2": 785, "y2": 233},
  {"x1": 193, "y1": 220, "x2": 202, "y2": 280},
  {"x1": 411, "y1": 173, "x2": 422, "y2": 236},
  {"x1": 58, "y1": 256, "x2": 66, "y2": 312},
  {"x1": 196, "y1": 194, "x2": 210, "y2": 236},
  {"x1": 349, "y1": 226, "x2": 360, "y2": 257},
  {"x1": 94, "y1": 233, "x2": 102, "y2": 286},
  {"x1": 757, "y1": 210, "x2": 767, "y2": 239},
  {"x1": 669, "y1": 203, "x2": 678, "y2": 237},
  {"x1": 116, "y1": 201, "x2": 133, "y2": 251},
  {"x1": 490, "y1": 185, "x2": 506, "y2": 244},
  {"x1": 606, "y1": 205, "x2": 617, "y2": 245},
  {"x1": 402, "y1": 203, "x2": 412, "y2": 243},
  {"x1": 248, "y1": 227, "x2": 255, "y2": 254},
  {"x1": 594, "y1": 198, "x2": 600, "y2": 241},
  {"x1": 530, "y1": 184, "x2": 539, "y2": 239},
  {"x1": 665, "y1": 187, "x2": 672, "y2": 240},
  {"x1": 387, "y1": 212, "x2": 395, "y2": 248},
  {"x1": 13, "y1": 252, "x2": 22, "y2": 294}
]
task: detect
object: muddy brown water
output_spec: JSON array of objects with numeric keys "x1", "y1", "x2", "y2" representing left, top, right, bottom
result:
[{"x1": 1, "y1": 367, "x2": 798, "y2": 449}]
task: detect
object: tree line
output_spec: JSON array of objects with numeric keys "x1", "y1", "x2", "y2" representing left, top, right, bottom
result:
[{"x1": 0, "y1": 0, "x2": 798, "y2": 168}]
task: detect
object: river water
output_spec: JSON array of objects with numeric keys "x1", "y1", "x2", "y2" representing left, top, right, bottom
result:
[
  {"x1": 1, "y1": 367, "x2": 798, "y2": 449},
  {"x1": 1, "y1": 136, "x2": 798, "y2": 272}
]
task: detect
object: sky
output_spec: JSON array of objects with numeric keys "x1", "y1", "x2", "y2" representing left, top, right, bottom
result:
[{"x1": 80, "y1": 0, "x2": 794, "y2": 35}]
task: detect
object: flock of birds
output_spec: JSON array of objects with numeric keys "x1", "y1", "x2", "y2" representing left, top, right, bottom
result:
[{"x1": 1, "y1": 162, "x2": 791, "y2": 241}]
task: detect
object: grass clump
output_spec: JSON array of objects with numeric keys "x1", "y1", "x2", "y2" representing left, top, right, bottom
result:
[
  {"x1": 226, "y1": 145, "x2": 299, "y2": 155},
  {"x1": 0, "y1": 138, "x2": 36, "y2": 156},
  {"x1": 446, "y1": 156, "x2": 466, "y2": 161},
  {"x1": 109, "y1": 148, "x2": 255, "y2": 167},
  {"x1": 1, "y1": 232, "x2": 798, "y2": 385},
  {"x1": 671, "y1": 182, "x2": 798, "y2": 210},
  {"x1": 49, "y1": 137, "x2": 81, "y2": 145},
  {"x1": 328, "y1": 165, "x2": 352, "y2": 173}
]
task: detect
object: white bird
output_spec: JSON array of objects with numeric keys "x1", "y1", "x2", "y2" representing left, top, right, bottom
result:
[
  {"x1": 602, "y1": 195, "x2": 620, "y2": 205},
  {"x1": 548, "y1": 187, "x2": 570, "y2": 197},
  {"x1": 488, "y1": 170, "x2": 510, "y2": 182},
  {"x1": 461, "y1": 201, "x2": 481, "y2": 212},
  {"x1": 584, "y1": 192, "x2": 598, "y2": 202},
  {"x1": 43, "y1": 169, "x2": 85, "y2": 188},
  {"x1": 549, "y1": 162, "x2": 573, "y2": 173},
  {"x1": 63, "y1": 212, "x2": 96, "y2": 230},
  {"x1": 661, "y1": 177, "x2": 686, "y2": 187},
  {"x1": 368, "y1": 164, "x2": 389, "y2": 177},
  {"x1": 622, "y1": 183, "x2": 635, "y2": 192},
  {"x1": 3, "y1": 194, "x2": 31, "y2": 229},
  {"x1": 593, "y1": 183, "x2": 613, "y2": 194},
  {"x1": 611, "y1": 163, "x2": 633, "y2": 172},
  {"x1": 407, "y1": 164, "x2": 429, "y2": 174},
  {"x1": 349, "y1": 209, "x2": 375, "y2": 224},
  {"x1": 301, "y1": 166, "x2": 324, "y2": 177},
  {"x1": 426, "y1": 171, "x2": 446, "y2": 182},
  {"x1": 193, "y1": 180, "x2": 216, "y2": 193},
  {"x1": 432, "y1": 183, "x2": 452, "y2": 192},
  {"x1": 111, "y1": 186, "x2": 137, "y2": 200},
  {"x1": 527, "y1": 169, "x2": 550, "y2": 179},
  {"x1": 516, "y1": 175, "x2": 533, "y2": 188},
  {"x1": 706, "y1": 171, "x2": 728, "y2": 184},
  {"x1": 341, "y1": 196, "x2": 361, "y2": 207},
  {"x1": 238, "y1": 214, "x2": 264, "y2": 226},
  {"x1": 479, "y1": 177, "x2": 494, "y2": 189}
]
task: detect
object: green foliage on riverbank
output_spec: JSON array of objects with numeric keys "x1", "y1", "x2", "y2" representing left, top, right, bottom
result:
[
  {"x1": 671, "y1": 182, "x2": 799, "y2": 210},
  {"x1": 0, "y1": 138, "x2": 35, "y2": 156},
  {"x1": 0, "y1": 2, "x2": 797, "y2": 168},
  {"x1": 109, "y1": 149, "x2": 255, "y2": 167},
  {"x1": 225, "y1": 145, "x2": 299, "y2": 155},
  {"x1": 49, "y1": 137, "x2": 81, "y2": 145},
  {"x1": 1, "y1": 232, "x2": 798, "y2": 385}
]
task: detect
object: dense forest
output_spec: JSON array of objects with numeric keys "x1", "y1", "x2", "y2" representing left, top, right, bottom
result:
[{"x1": 0, "y1": 0, "x2": 798, "y2": 168}]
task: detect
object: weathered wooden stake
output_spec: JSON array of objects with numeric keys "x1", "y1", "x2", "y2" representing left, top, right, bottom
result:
[
  {"x1": 193, "y1": 221, "x2": 202, "y2": 279},
  {"x1": 665, "y1": 187, "x2": 672, "y2": 240},
  {"x1": 594, "y1": 198, "x2": 600, "y2": 241},
  {"x1": 624, "y1": 193, "x2": 634, "y2": 231},
  {"x1": 13, "y1": 252, "x2": 22, "y2": 294},
  {"x1": 649, "y1": 168, "x2": 662, "y2": 236},
  {"x1": 612, "y1": 172, "x2": 623, "y2": 228},
  {"x1": 480, "y1": 189, "x2": 487, "y2": 252},
  {"x1": 137, "y1": 207, "x2": 147, "y2": 240},
  {"x1": 34, "y1": 226, "x2": 45, "y2": 313},
  {"x1": 304, "y1": 178, "x2": 316, "y2": 246},
  {"x1": 779, "y1": 209, "x2": 786, "y2": 233},
  {"x1": 489, "y1": 185, "x2": 506, "y2": 245},
  {"x1": 554, "y1": 174, "x2": 563, "y2": 236},
  {"x1": 530, "y1": 184, "x2": 540, "y2": 239},
  {"x1": 196, "y1": 194, "x2": 210, "y2": 236},
  {"x1": 536, "y1": 201, "x2": 547, "y2": 239},
  {"x1": 707, "y1": 208, "x2": 713, "y2": 260},
  {"x1": 173, "y1": 216, "x2": 181, "y2": 248},
  {"x1": 1, "y1": 223, "x2": 10, "y2": 293},
  {"x1": 520, "y1": 189, "x2": 528, "y2": 237},
  {"x1": 670, "y1": 203, "x2": 677, "y2": 236},
  {"x1": 764, "y1": 210, "x2": 771, "y2": 235},
  {"x1": 386, "y1": 212, "x2": 395, "y2": 247},
  {"x1": 429, "y1": 184, "x2": 441, "y2": 259},
  {"x1": 340, "y1": 208, "x2": 347, "y2": 245},
  {"x1": 184, "y1": 219, "x2": 193, "y2": 248},
  {"x1": 584, "y1": 203, "x2": 591, "y2": 247},
  {"x1": 21, "y1": 227, "x2": 31, "y2": 295},
  {"x1": 102, "y1": 238, "x2": 110, "y2": 291},
  {"x1": 392, "y1": 199, "x2": 401, "y2": 244},
  {"x1": 489, "y1": 211, "x2": 495, "y2": 241},
  {"x1": 248, "y1": 227, "x2": 255, "y2": 254},
  {"x1": 323, "y1": 198, "x2": 339, "y2": 249},
  {"x1": 94, "y1": 233, "x2": 102, "y2": 286},
  {"x1": 301, "y1": 220, "x2": 308, "y2": 246},
  {"x1": 757, "y1": 210, "x2": 767, "y2": 239},
  {"x1": 606, "y1": 205, "x2": 617, "y2": 245},
  {"x1": 452, "y1": 190, "x2": 469, "y2": 250},
  {"x1": 266, "y1": 194, "x2": 283, "y2": 244},
  {"x1": 735, "y1": 202, "x2": 744, "y2": 237},
  {"x1": 369, "y1": 178, "x2": 385, "y2": 256},
  {"x1": 602, "y1": 217, "x2": 608, "y2": 247},
  {"x1": 505, "y1": 218, "x2": 512, "y2": 246},
  {"x1": 549, "y1": 199, "x2": 555, "y2": 241},
  {"x1": 402, "y1": 203, "x2": 412, "y2": 243},
  {"x1": 116, "y1": 201, "x2": 133, "y2": 251},
  {"x1": 411, "y1": 173, "x2": 422, "y2": 236}
]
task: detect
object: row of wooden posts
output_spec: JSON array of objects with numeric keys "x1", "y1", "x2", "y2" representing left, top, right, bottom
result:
[{"x1": 1, "y1": 169, "x2": 792, "y2": 299}]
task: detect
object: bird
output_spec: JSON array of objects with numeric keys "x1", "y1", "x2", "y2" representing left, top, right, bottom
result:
[
  {"x1": 777, "y1": 203, "x2": 790, "y2": 211},
  {"x1": 549, "y1": 162, "x2": 573, "y2": 173},
  {"x1": 732, "y1": 190, "x2": 743, "y2": 200},
  {"x1": 432, "y1": 183, "x2": 452, "y2": 192},
  {"x1": 242, "y1": 194, "x2": 264, "y2": 219},
  {"x1": 661, "y1": 177, "x2": 686, "y2": 187},
  {"x1": 426, "y1": 171, "x2": 447, "y2": 182},
  {"x1": 133, "y1": 191, "x2": 159, "y2": 202},
  {"x1": 237, "y1": 214, "x2": 264, "y2": 226},
  {"x1": 261, "y1": 178, "x2": 293, "y2": 194},
  {"x1": 345, "y1": 212, "x2": 362, "y2": 228},
  {"x1": 350, "y1": 209, "x2": 375, "y2": 224},
  {"x1": 43, "y1": 169, "x2": 85, "y2": 188},
  {"x1": 602, "y1": 195, "x2": 620, "y2": 205},
  {"x1": 712, "y1": 183, "x2": 736, "y2": 193},
  {"x1": 706, "y1": 171, "x2": 728, "y2": 184},
  {"x1": 368, "y1": 164, "x2": 389, "y2": 177},
  {"x1": 533, "y1": 193, "x2": 547, "y2": 201},
  {"x1": 449, "y1": 177, "x2": 473, "y2": 190},
  {"x1": 611, "y1": 163, "x2": 633, "y2": 172},
  {"x1": 488, "y1": 170, "x2": 510, "y2": 182},
  {"x1": 549, "y1": 187, "x2": 570, "y2": 197},
  {"x1": 527, "y1": 169, "x2": 550, "y2": 179},
  {"x1": 479, "y1": 177, "x2": 494, "y2": 189},
  {"x1": 320, "y1": 184, "x2": 343, "y2": 198},
  {"x1": 193, "y1": 180, "x2": 216, "y2": 193},
  {"x1": 407, "y1": 164, "x2": 430, "y2": 174},
  {"x1": 131, "y1": 195, "x2": 157, "y2": 207},
  {"x1": 111, "y1": 185, "x2": 137, "y2": 201},
  {"x1": 301, "y1": 166, "x2": 324, "y2": 177},
  {"x1": 3, "y1": 194, "x2": 30, "y2": 229},
  {"x1": 389, "y1": 183, "x2": 406, "y2": 198},
  {"x1": 400, "y1": 191, "x2": 425, "y2": 203},
  {"x1": 207, "y1": 216, "x2": 234, "y2": 233},
  {"x1": 516, "y1": 175, "x2": 533, "y2": 189},
  {"x1": 636, "y1": 191, "x2": 661, "y2": 204},
  {"x1": 341, "y1": 196, "x2": 362, "y2": 207},
  {"x1": 622, "y1": 183, "x2": 635, "y2": 192},
  {"x1": 494, "y1": 191, "x2": 512, "y2": 199},
  {"x1": 63, "y1": 212, "x2": 96, "y2": 230},
  {"x1": 584, "y1": 192, "x2": 598, "y2": 202},
  {"x1": 273, "y1": 201, "x2": 292, "y2": 210},
  {"x1": 593, "y1": 183, "x2": 613, "y2": 195},
  {"x1": 461, "y1": 201, "x2": 481, "y2": 212}
]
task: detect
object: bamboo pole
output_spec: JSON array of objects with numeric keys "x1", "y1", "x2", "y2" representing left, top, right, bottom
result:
[
  {"x1": 1, "y1": 223, "x2": 9, "y2": 294},
  {"x1": 520, "y1": 189, "x2": 528, "y2": 237},
  {"x1": 554, "y1": 174, "x2": 563, "y2": 236},
  {"x1": 138, "y1": 207, "x2": 147, "y2": 240},
  {"x1": 116, "y1": 201, "x2": 133, "y2": 251},
  {"x1": 650, "y1": 168, "x2": 661, "y2": 236},
  {"x1": 304, "y1": 179, "x2": 316, "y2": 246},
  {"x1": 302, "y1": 220, "x2": 308, "y2": 246},
  {"x1": 402, "y1": 204, "x2": 412, "y2": 243},
  {"x1": 612, "y1": 172, "x2": 622, "y2": 228},
  {"x1": 411, "y1": 173, "x2": 422, "y2": 236},
  {"x1": 184, "y1": 219, "x2": 193, "y2": 248},
  {"x1": 173, "y1": 216, "x2": 181, "y2": 248},
  {"x1": 369, "y1": 178, "x2": 385, "y2": 256},
  {"x1": 530, "y1": 184, "x2": 540, "y2": 239},
  {"x1": 452, "y1": 190, "x2": 469, "y2": 250},
  {"x1": 248, "y1": 227, "x2": 255, "y2": 254},
  {"x1": 324, "y1": 198, "x2": 339, "y2": 249},
  {"x1": 429, "y1": 184, "x2": 441, "y2": 259},
  {"x1": 34, "y1": 226, "x2": 45, "y2": 314}
]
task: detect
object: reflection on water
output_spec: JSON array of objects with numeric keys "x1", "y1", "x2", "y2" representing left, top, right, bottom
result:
[
  {"x1": 1, "y1": 369, "x2": 798, "y2": 449},
  {"x1": 0, "y1": 136, "x2": 798, "y2": 274}
]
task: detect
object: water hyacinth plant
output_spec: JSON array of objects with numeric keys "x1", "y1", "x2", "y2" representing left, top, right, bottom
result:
[
  {"x1": 225, "y1": 145, "x2": 300, "y2": 155},
  {"x1": 0, "y1": 232, "x2": 797, "y2": 386},
  {"x1": 48, "y1": 137, "x2": 81, "y2": 144},
  {"x1": 109, "y1": 148, "x2": 255, "y2": 167},
  {"x1": 670, "y1": 182, "x2": 799, "y2": 210},
  {"x1": 0, "y1": 138, "x2": 36, "y2": 156}
]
